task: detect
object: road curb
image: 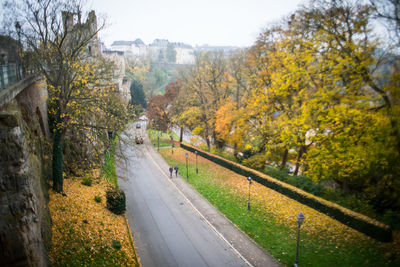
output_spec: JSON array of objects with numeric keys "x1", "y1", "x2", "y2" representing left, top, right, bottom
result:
[{"x1": 123, "y1": 214, "x2": 142, "y2": 267}]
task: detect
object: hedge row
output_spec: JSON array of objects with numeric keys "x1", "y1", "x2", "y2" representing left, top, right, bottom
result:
[{"x1": 180, "y1": 143, "x2": 392, "y2": 242}]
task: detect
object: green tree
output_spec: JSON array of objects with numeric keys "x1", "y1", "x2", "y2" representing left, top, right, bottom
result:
[
  {"x1": 130, "y1": 79, "x2": 147, "y2": 109},
  {"x1": 142, "y1": 66, "x2": 169, "y2": 96}
]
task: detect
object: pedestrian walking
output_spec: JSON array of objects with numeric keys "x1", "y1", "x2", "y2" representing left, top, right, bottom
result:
[
  {"x1": 169, "y1": 166, "x2": 173, "y2": 178},
  {"x1": 174, "y1": 166, "x2": 179, "y2": 177}
]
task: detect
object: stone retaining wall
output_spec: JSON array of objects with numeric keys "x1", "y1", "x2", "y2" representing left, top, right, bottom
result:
[{"x1": 0, "y1": 78, "x2": 50, "y2": 266}]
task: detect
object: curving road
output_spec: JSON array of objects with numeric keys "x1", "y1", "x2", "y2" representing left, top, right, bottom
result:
[{"x1": 116, "y1": 123, "x2": 279, "y2": 267}]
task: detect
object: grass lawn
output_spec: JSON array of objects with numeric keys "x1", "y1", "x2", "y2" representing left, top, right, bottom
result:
[
  {"x1": 103, "y1": 151, "x2": 118, "y2": 187},
  {"x1": 159, "y1": 147, "x2": 400, "y2": 267},
  {"x1": 147, "y1": 128, "x2": 179, "y2": 148}
]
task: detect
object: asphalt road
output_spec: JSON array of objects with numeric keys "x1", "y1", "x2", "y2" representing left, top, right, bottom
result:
[{"x1": 116, "y1": 124, "x2": 279, "y2": 267}]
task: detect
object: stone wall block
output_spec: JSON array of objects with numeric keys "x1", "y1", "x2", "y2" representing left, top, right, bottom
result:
[
  {"x1": 0, "y1": 100, "x2": 49, "y2": 266},
  {"x1": 0, "y1": 124, "x2": 27, "y2": 166}
]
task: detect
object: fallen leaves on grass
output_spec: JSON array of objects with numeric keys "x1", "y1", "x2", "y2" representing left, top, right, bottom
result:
[
  {"x1": 48, "y1": 177, "x2": 138, "y2": 266},
  {"x1": 161, "y1": 148, "x2": 400, "y2": 258}
]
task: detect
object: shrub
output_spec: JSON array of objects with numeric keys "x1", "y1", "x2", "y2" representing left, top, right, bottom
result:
[
  {"x1": 112, "y1": 240, "x2": 122, "y2": 250},
  {"x1": 106, "y1": 187, "x2": 126, "y2": 215},
  {"x1": 211, "y1": 148, "x2": 238, "y2": 162},
  {"x1": 382, "y1": 210, "x2": 400, "y2": 230},
  {"x1": 264, "y1": 166, "x2": 288, "y2": 181},
  {"x1": 94, "y1": 195, "x2": 102, "y2": 203},
  {"x1": 242, "y1": 153, "x2": 267, "y2": 171},
  {"x1": 81, "y1": 175, "x2": 93, "y2": 186}
]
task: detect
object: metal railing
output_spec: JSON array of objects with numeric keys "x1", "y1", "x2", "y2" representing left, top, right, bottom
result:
[{"x1": 0, "y1": 63, "x2": 36, "y2": 90}]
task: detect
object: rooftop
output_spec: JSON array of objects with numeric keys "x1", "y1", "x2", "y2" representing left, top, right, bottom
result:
[{"x1": 111, "y1": 39, "x2": 144, "y2": 46}]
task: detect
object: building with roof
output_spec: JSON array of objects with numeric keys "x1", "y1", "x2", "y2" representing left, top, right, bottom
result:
[
  {"x1": 111, "y1": 39, "x2": 147, "y2": 58},
  {"x1": 111, "y1": 39, "x2": 196, "y2": 64}
]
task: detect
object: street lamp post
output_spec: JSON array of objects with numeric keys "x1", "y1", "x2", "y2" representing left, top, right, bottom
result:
[
  {"x1": 15, "y1": 21, "x2": 21, "y2": 43},
  {"x1": 15, "y1": 21, "x2": 22, "y2": 80},
  {"x1": 294, "y1": 212, "x2": 305, "y2": 267},
  {"x1": 185, "y1": 152, "x2": 189, "y2": 181},
  {"x1": 157, "y1": 132, "x2": 160, "y2": 151},
  {"x1": 247, "y1": 177, "x2": 252, "y2": 211},
  {"x1": 195, "y1": 151, "x2": 198, "y2": 174},
  {"x1": 170, "y1": 135, "x2": 174, "y2": 154}
]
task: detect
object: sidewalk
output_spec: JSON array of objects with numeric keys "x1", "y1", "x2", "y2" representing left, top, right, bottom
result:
[{"x1": 144, "y1": 136, "x2": 280, "y2": 267}]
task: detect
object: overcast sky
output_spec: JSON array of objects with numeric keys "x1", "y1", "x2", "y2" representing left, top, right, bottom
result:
[{"x1": 90, "y1": 0, "x2": 305, "y2": 48}]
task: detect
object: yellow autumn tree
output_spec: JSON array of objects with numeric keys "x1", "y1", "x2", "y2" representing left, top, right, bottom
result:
[
  {"x1": 218, "y1": 51, "x2": 253, "y2": 155},
  {"x1": 6, "y1": 0, "x2": 131, "y2": 192},
  {"x1": 293, "y1": 0, "x2": 400, "y2": 200}
]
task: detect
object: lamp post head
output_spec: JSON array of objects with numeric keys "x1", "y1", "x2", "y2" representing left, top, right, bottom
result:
[
  {"x1": 15, "y1": 21, "x2": 21, "y2": 34},
  {"x1": 195, "y1": 151, "x2": 198, "y2": 155},
  {"x1": 15, "y1": 21, "x2": 22, "y2": 44},
  {"x1": 185, "y1": 152, "x2": 188, "y2": 158},
  {"x1": 296, "y1": 212, "x2": 305, "y2": 226},
  {"x1": 247, "y1": 176, "x2": 252, "y2": 184}
]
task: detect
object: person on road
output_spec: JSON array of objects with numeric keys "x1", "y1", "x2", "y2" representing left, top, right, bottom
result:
[
  {"x1": 174, "y1": 166, "x2": 179, "y2": 177},
  {"x1": 169, "y1": 166, "x2": 173, "y2": 178}
]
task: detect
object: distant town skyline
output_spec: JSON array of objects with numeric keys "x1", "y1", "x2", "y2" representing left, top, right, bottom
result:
[
  {"x1": 90, "y1": 0, "x2": 305, "y2": 48},
  {"x1": 109, "y1": 38, "x2": 238, "y2": 48}
]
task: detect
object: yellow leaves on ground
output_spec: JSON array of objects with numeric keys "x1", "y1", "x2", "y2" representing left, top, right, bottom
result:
[{"x1": 48, "y1": 178, "x2": 138, "y2": 266}]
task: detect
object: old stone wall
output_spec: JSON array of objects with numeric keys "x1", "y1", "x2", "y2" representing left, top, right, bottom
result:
[
  {"x1": 0, "y1": 78, "x2": 51, "y2": 266},
  {"x1": 15, "y1": 78, "x2": 49, "y2": 138}
]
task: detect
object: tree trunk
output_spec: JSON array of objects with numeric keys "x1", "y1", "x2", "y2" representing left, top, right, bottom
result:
[
  {"x1": 375, "y1": 176, "x2": 381, "y2": 197},
  {"x1": 52, "y1": 128, "x2": 64, "y2": 193},
  {"x1": 233, "y1": 143, "x2": 238, "y2": 158},
  {"x1": 236, "y1": 86, "x2": 240, "y2": 109},
  {"x1": 389, "y1": 118, "x2": 400, "y2": 157},
  {"x1": 342, "y1": 177, "x2": 349, "y2": 192},
  {"x1": 204, "y1": 121, "x2": 211, "y2": 150},
  {"x1": 280, "y1": 148, "x2": 288, "y2": 170},
  {"x1": 294, "y1": 146, "x2": 305, "y2": 176},
  {"x1": 215, "y1": 139, "x2": 225, "y2": 149},
  {"x1": 212, "y1": 131, "x2": 225, "y2": 149},
  {"x1": 179, "y1": 126, "x2": 183, "y2": 142},
  {"x1": 205, "y1": 137, "x2": 211, "y2": 150}
]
